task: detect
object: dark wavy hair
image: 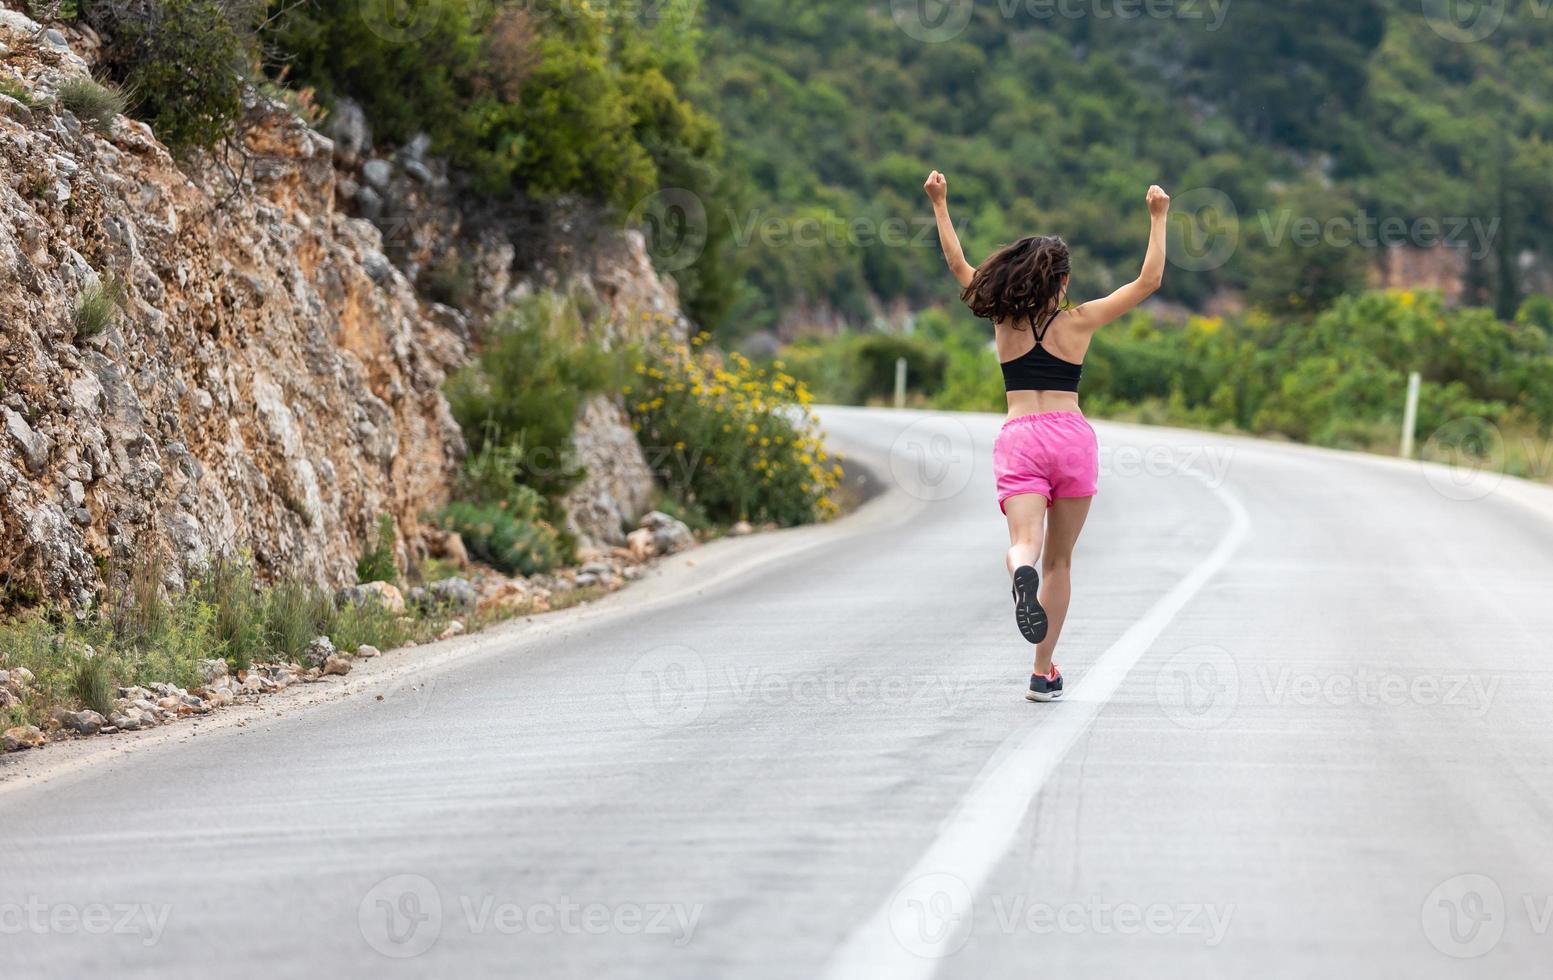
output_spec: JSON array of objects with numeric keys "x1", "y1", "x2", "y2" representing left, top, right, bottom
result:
[{"x1": 960, "y1": 235, "x2": 1071, "y2": 328}]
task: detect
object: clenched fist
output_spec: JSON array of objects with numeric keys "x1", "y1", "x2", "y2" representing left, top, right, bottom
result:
[
  {"x1": 1147, "y1": 184, "x2": 1171, "y2": 218},
  {"x1": 924, "y1": 170, "x2": 948, "y2": 205}
]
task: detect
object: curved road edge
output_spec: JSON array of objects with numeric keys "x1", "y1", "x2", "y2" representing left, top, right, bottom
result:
[{"x1": 0, "y1": 412, "x2": 918, "y2": 795}]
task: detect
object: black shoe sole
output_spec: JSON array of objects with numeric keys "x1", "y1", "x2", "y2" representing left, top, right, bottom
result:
[{"x1": 1012, "y1": 565, "x2": 1048, "y2": 644}]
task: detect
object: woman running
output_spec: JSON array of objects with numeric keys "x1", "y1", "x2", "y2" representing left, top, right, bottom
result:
[{"x1": 923, "y1": 171, "x2": 1170, "y2": 701}]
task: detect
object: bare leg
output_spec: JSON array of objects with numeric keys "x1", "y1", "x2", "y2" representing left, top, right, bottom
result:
[
  {"x1": 1003, "y1": 493, "x2": 1048, "y2": 578},
  {"x1": 1034, "y1": 496, "x2": 1092, "y2": 675}
]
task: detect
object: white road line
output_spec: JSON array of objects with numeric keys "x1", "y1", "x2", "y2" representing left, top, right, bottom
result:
[{"x1": 822, "y1": 469, "x2": 1252, "y2": 979}]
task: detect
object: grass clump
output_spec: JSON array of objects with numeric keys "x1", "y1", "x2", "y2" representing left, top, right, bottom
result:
[
  {"x1": 0, "y1": 76, "x2": 43, "y2": 109},
  {"x1": 73, "y1": 275, "x2": 126, "y2": 339},
  {"x1": 70, "y1": 654, "x2": 116, "y2": 716},
  {"x1": 196, "y1": 557, "x2": 264, "y2": 672},
  {"x1": 55, "y1": 75, "x2": 128, "y2": 131},
  {"x1": 102, "y1": 558, "x2": 211, "y2": 691},
  {"x1": 0, "y1": 553, "x2": 465, "y2": 731},
  {"x1": 260, "y1": 580, "x2": 336, "y2": 664},
  {"x1": 328, "y1": 597, "x2": 410, "y2": 655},
  {"x1": 355, "y1": 514, "x2": 399, "y2": 585}
]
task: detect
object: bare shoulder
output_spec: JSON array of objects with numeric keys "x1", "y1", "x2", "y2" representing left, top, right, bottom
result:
[
  {"x1": 1053, "y1": 304, "x2": 1098, "y2": 333},
  {"x1": 1041, "y1": 308, "x2": 1095, "y2": 362}
]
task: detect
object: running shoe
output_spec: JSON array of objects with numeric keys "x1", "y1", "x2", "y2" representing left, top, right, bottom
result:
[
  {"x1": 1011, "y1": 565, "x2": 1048, "y2": 644},
  {"x1": 1027, "y1": 666, "x2": 1064, "y2": 702}
]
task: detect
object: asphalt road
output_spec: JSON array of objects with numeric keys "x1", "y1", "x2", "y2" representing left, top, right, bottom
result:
[{"x1": 5, "y1": 406, "x2": 1553, "y2": 978}]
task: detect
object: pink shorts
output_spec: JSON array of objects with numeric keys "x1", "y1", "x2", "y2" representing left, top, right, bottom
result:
[{"x1": 993, "y1": 412, "x2": 1099, "y2": 512}]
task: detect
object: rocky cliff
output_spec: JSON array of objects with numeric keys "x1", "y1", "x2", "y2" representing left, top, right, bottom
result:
[{"x1": 0, "y1": 11, "x2": 674, "y2": 608}]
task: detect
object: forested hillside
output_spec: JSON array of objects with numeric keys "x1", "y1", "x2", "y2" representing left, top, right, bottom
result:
[{"x1": 695, "y1": 0, "x2": 1553, "y2": 335}]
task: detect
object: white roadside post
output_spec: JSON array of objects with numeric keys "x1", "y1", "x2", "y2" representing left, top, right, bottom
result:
[
  {"x1": 894, "y1": 357, "x2": 908, "y2": 410},
  {"x1": 1400, "y1": 371, "x2": 1422, "y2": 458}
]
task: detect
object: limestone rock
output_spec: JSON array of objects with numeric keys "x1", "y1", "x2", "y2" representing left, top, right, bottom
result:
[
  {"x1": 197, "y1": 658, "x2": 229, "y2": 685},
  {"x1": 415, "y1": 576, "x2": 476, "y2": 614},
  {"x1": 338, "y1": 580, "x2": 405, "y2": 614},
  {"x1": 562, "y1": 395, "x2": 655, "y2": 548},
  {"x1": 362, "y1": 158, "x2": 392, "y2": 190},
  {"x1": 626, "y1": 527, "x2": 657, "y2": 562},
  {"x1": 60, "y1": 709, "x2": 106, "y2": 735},
  {"x1": 302, "y1": 635, "x2": 336, "y2": 668},
  {"x1": 3, "y1": 408, "x2": 49, "y2": 475},
  {"x1": 2, "y1": 725, "x2": 45, "y2": 751},
  {"x1": 639, "y1": 511, "x2": 694, "y2": 556},
  {"x1": 325, "y1": 98, "x2": 371, "y2": 166}
]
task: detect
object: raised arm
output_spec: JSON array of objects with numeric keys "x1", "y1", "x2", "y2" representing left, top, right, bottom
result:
[
  {"x1": 1068, "y1": 185, "x2": 1171, "y2": 331},
  {"x1": 924, "y1": 170, "x2": 975, "y2": 288}
]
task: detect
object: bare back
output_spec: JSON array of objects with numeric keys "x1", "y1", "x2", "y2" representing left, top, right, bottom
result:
[{"x1": 995, "y1": 310, "x2": 1091, "y2": 417}]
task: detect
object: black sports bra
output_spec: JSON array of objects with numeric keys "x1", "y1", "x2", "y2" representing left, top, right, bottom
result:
[{"x1": 1000, "y1": 314, "x2": 1083, "y2": 393}]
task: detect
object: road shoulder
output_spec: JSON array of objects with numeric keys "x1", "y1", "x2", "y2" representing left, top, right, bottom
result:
[{"x1": 0, "y1": 430, "x2": 914, "y2": 795}]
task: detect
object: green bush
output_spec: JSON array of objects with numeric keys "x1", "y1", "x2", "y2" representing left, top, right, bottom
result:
[
  {"x1": 1517, "y1": 294, "x2": 1553, "y2": 336},
  {"x1": 445, "y1": 296, "x2": 623, "y2": 499},
  {"x1": 55, "y1": 76, "x2": 126, "y2": 130},
  {"x1": 269, "y1": 0, "x2": 706, "y2": 208},
  {"x1": 1078, "y1": 292, "x2": 1553, "y2": 450},
  {"x1": 934, "y1": 343, "x2": 1004, "y2": 413},
  {"x1": 627, "y1": 337, "x2": 842, "y2": 525},
  {"x1": 457, "y1": 440, "x2": 529, "y2": 508},
  {"x1": 851, "y1": 334, "x2": 947, "y2": 402},
  {"x1": 355, "y1": 514, "x2": 398, "y2": 584},
  {"x1": 85, "y1": 0, "x2": 257, "y2": 150},
  {"x1": 780, "y1": 331, "x2": 949, "y2": 406},
  {"x1": 435, "y1": 494, "x2": 565, "y2": 576},
  {"x1": 439, "y1": 433, "x2": 572, "y2": 575}
]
